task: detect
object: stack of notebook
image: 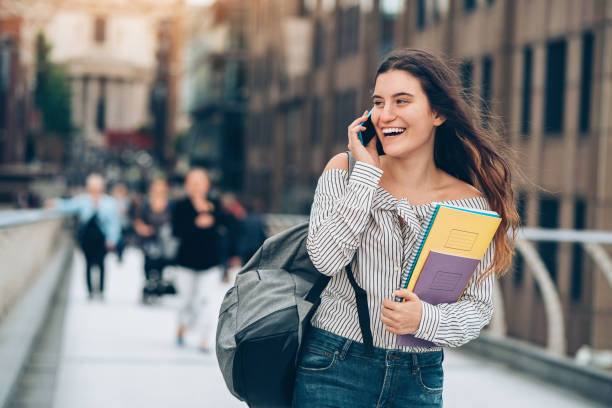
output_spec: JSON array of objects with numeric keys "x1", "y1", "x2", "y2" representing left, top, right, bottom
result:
[{"x1": 397, "y1": 203, "x2": 502, "y2": 347}]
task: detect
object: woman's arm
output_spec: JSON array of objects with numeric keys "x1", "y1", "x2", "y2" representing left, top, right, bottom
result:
[
  {"x1": 306, "y1": 153, "x2": 383, "y2": 276},
  {"x1": 412, "y1": 242, "x2": 495, "y2": 347}
]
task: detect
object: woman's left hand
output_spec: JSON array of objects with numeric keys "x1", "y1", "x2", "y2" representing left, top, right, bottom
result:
[{"x1": 381, "y1": 289, "x2": 423, "y2": 335}]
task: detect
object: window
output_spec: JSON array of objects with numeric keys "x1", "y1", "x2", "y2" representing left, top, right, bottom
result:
[
  {"x1": 521, "y1": 46, "x2": 533, "y2": 138},
  {"x1": 514, "y1": 192, "x2": 528, "y2": 286},
  {"x1": 335, "y1": 89, "x2": 356, "y2": 142},
  {"x1": 311, "y1": 97, "x2": 322, "y2": 145},
  {"x1": 544, "y1": 39, "x2": 567, "y2": 135},
  {"x1": 460, "y1": 60, "x2": 473, "y2": 101},
  {"x1": 464, "y1": 0, "x2": 476, "y2": 12},
  {"x1": 338, "y1": 5, "x2": 360, "y2": 57},
  {"x1": 538, "y1": 197, "x2": 560, "y2": 283},
  {"x1": 579, "y1": 32, "x2": 594, "y2": 134},
  {"x1": 96, "y1": 79, "x2": 106, "y2": 132},
  {"x1": 313, "y1": 20, "x2": 325, "y2": 68},
  {"x1": 94, "y1": 16, "x2": 106, "y2": 44},
  {"x1": 417, "y1": 0, "x2": 426, "y2": 30},
  {"x1": 571, "y1": 199, "x2": 586, "y2": 301},
  {"x1": 380, "y1": 8, "x2": 397, "y2": 58},
  {"x1": 481, "y1": 55, "x2": 493, "y2": 118}
]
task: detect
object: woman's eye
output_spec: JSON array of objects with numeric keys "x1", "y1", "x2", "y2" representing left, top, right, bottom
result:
[
  {"x1": 396, "y1": 99, "x2": 409, "y2": 104},
  {"x1": 373, "y1": 101, "x2": 383, "y2": 107}
]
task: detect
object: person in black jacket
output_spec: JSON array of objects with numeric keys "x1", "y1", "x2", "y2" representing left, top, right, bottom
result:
[{"x1": 171, "y1": 168, "x2": 226, "y2": 351}]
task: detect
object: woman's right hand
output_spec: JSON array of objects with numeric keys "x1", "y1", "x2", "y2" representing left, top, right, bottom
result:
[{"x1": 348, "y1": 110, "x2": 381, "y2": 169}]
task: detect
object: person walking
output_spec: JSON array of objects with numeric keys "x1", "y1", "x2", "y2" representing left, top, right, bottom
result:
[
  {"x1": 171, "y1": 168, "x2": 227, "y2": 351},
  {"x1": 133, "y1": 179, "x2": 176, "y2": 301},
  {"x1": 47, "y1": 174, "x2": 120, "y2": 299},
  {"x1": 111, "y1": 182, "x2": 132, "y2": 263},
  {"x1": 293, "y1": 49, "x2": 520, "y2": 407}
]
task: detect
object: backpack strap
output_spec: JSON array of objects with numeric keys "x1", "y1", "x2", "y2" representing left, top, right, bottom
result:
[
  {"x1": 345, "y1": 263, "x2": 374, "y2": 354},
  {"x1": 344, "y1": 150, "x2": 374, "y2": 355},
  {"x1": 305, "y1": 274, "x2": 330, "y2": 303}
]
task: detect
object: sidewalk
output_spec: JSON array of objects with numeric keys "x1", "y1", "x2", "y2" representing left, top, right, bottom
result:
[
  {"x1": 47, "y1": 248, "x2": 604, "y2": 408},
  {"x1": 53, "y1": 248, "x2": 244, "y2": 408}
]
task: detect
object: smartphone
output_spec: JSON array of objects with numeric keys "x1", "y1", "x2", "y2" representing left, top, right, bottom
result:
[{"x1": 358, "y1": 109, "x2": 385, "y2": 155}]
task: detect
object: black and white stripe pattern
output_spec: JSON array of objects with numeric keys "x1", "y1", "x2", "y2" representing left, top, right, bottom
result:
[{"x1": 307, "y1": 162, "x2": 495, "y2": 352}]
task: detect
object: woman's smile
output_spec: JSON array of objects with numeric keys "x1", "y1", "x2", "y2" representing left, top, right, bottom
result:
[{"x1": 382, "y1": 127, "x2": 406, "y2": 137}]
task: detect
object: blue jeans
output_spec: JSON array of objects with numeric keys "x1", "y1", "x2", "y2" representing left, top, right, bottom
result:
[{"x1": 292, "y1": 327, "x2": 444, "y2": 408}]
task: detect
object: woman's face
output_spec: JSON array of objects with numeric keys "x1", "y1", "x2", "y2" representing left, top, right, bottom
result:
[
  {"x1": 371, "y1": 70, "x2": 445, "y2": 158},
  {"x1": 185, "y1": 170, "x2": 210, "y2": 198}
]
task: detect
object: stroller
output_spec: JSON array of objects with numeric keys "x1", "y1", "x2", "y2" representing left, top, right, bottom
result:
[{"x1": 141, "y1": 224, "x2": 178, "y2": 303}]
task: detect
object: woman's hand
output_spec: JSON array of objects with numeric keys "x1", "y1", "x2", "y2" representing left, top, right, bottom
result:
[
  {"x1": 195, "y1": 213, "x2": 214, "y2": 228},
  {"x1": 348, "y1": 110, "x2": 381, "y2": 169},
  {"x1": 381, "y1": 289, "x2": 423, "y2": 335},
  {"x1": 133, "y1": 219, "x2": 154, "y2": 237}
]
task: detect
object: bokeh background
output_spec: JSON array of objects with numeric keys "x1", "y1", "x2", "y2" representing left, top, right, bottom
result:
[{"x1": 1, "y1": 1, "x2": 611, "y2": 407}]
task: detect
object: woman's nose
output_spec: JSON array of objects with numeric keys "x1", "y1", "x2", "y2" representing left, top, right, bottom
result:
[{"x1": 379, "y1": 105, "x2": 396, "y2": 122}]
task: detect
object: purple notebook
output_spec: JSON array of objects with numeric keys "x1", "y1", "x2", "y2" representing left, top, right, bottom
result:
[{"x1": 397, "y1": 251, "x2": 481, "y2": 347}]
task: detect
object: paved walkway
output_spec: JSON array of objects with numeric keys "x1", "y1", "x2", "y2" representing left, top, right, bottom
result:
[{"x1": 31, "y1": 248, "x2": 606, "y2": 407}]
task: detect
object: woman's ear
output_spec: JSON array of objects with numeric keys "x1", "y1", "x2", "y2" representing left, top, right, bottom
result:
[{"x1": 432, "y1": 111, "x2": 446, "y2": 127}]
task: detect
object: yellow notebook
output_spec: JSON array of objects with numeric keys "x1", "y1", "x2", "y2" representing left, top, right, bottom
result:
[{"x1": 402, "y1": 204, "x2": 502, "y2": 292}]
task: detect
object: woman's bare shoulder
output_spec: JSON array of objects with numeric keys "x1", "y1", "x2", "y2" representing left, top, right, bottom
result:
[
  {"x1": 322, "y1": 152, "x2": 349, "y2": 173},
  {"x1": 441, "y1": 174, "x2": 484, "y2": 201}
]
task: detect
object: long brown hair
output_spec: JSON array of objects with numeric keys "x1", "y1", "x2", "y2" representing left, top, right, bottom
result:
[{"x1": 376, "y1": 49, "x2": 521, "y2": 280}]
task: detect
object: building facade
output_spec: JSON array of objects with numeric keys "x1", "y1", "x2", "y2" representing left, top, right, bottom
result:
[
  {"x1": 12, "y1": 0, "x2": 184, "y2": 161},
  {"x1": 183, "y1": 0, "x2": 248, "y2": 190},
  {"x1": 245, "y1": 0, "x2": 612, "y2": 354}
]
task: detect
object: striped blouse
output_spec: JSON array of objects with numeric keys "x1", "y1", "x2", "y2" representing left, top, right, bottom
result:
[{"x1": 307, "y1": 161, "x2": 495, "y2": 352}]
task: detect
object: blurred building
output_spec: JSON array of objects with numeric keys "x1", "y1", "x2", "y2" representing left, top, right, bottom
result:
[
  {"x1": 245, "y1": 0, "x2": 612, "y2": 354},
  {"x1": 11, "y1": 0, "x2": 184, "y2": 162},
  {"x1": 182, "y1": 0, "x2": 248, "y2": 191}
]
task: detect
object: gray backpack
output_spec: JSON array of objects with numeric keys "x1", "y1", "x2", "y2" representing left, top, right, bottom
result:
[{"x1": 216, "y1": 152, "x2": 374, "y2": 408}]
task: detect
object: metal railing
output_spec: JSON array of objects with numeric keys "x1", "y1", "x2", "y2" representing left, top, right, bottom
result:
[{"x1": 488, "y1": 228, "x2": 612, "y2": 356}]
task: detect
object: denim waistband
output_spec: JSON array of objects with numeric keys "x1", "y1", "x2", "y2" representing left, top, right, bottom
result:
[{"x1": 305, "y1": 327, "x2": 443, "y2": 367}]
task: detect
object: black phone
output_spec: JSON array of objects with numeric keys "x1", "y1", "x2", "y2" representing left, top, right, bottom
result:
[{"x1": 358, "y1": 109, "x2": 385, "y2": 155}]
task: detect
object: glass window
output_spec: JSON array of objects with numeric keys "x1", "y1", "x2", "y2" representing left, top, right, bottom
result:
[
  {"x1": 464, "y1": 0, "x2": 476, "y2": 12},
  {"x1": 579, "y1": 32, "x2": 594, "y2": 134},
  {"x1": 94, "y1": 16, "x2": 106, "y2": 44},
  {"x1": 314, "y1": 20, "x2": 325, "y2": 68},
  {"x1": 544, "y1": 39, "x2": 567, "y2": 135},
  {"x1": 538, "y1": 197, "x2": 560, "y2": 283},
  {"x1": 481, "y1": 55, "x2": 493, "y2": 117},
  {"x1": 513, "y1": 192, "x2": 528, "y2": 286},
  {"x1": 335, "y1": 90, "x2": 356, "y2": 142},
  {"x1": 521, "y1": 46, "x2": 533, "y2": 138},
  {"x1": 460, "y1": 60, "x2": 473, "y2": 101},
  {"x1": 311, "y1": 97, "x2": 322, "y2": 145},
  {"x1": 571, "y1": 199, "x2": 586, "y2": 301},
  {"x1": 417, "y1": 0, "x2": 426, "y2": 30}
]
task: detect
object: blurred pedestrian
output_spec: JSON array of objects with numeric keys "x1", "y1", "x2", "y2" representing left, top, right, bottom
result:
[
  {"x1": 171, "y1": 168, "x2": 227, "y2": 351},
  {"x1": 46, "y1": 173, "x2": 120, "y2": 299},
  {"x1": 133, "y1": 179, "x2": 176, "y2": 302},
  {"x1": 111, "y1": 182, "x2": 131, "y2": 263},
  {"x1": 236, "y1": 197, "x2": 267, "y2": 265},
  {"x1": 219, "y1": 192, "x2": 246, "y2": 280}
]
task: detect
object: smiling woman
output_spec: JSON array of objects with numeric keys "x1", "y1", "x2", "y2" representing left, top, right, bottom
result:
[{"x1": 293, "y1": 49, "x2": 521, "y2": 408}]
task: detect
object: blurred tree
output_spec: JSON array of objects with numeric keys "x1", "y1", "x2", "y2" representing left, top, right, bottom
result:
[{"x1": 34, "y1": 32, "x2": 73, "y2": 139}]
